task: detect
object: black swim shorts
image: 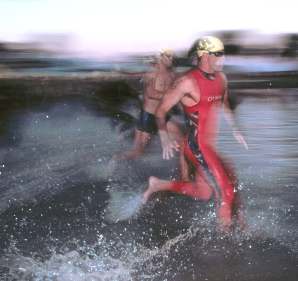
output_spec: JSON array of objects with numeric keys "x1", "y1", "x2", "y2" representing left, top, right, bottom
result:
[{"x1": 137, "y1": 109, "x2": 170, "y2": 134}]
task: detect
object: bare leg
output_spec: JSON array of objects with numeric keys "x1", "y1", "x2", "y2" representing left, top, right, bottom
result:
[
  {"x1": 166, "y1": 121, "x2": 183, "y2": 141},
  {"x1": 114, "y1": 129, "x2": 151, "y2": 160},
  {"x1": 179, "y1": 143, "x2": 191, "y2": 181}
]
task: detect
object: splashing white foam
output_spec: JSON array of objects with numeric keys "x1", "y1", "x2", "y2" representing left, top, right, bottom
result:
[
  {"x1": 2, "y1": 250, "x2": 133, "y2": 281},
  {"x1": 104, "y1": 191, "x2": 144, "y2": 222}
]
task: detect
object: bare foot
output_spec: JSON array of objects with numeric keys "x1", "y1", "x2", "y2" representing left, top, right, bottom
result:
[{"x1": 142, "y1": 176, "x2": 165, "y2": 204}]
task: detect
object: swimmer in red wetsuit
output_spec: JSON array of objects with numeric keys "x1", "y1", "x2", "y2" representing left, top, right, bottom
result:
[{"x1": 143, "y1": 36, "x2": 248, "y2": 231}]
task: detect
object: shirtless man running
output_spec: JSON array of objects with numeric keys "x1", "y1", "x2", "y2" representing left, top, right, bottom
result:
[
  {"x1": 143, "y1": 36, "x2": 248, "y2": 231},
  {"x1": 115, "y1": 49, "x2": 188, "y2": 179}
]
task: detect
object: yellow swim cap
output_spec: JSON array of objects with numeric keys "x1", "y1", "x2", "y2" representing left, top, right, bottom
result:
[{"x1": 196, "y1": 36, "x2": 224, "y2": 57}]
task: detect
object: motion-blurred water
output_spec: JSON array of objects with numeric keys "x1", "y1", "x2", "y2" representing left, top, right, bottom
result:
[{"x1": 0, "y1": 89, "x2": 297, "y2": 280}]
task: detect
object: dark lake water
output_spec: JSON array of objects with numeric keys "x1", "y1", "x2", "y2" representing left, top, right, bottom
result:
[{"x1": 0, "y1": 87, "x2": 297, "y2": 280}]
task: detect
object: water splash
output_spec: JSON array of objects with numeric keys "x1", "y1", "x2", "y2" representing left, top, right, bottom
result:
[
  {"x1": 0, "y1": 103, "x2": 130, "y2": 215},
  {"x1": 1, "y1": 246, "x2": 134, "y2": 281},
  {"x1": 104, "y1": 191, "x2": 144, "y2": 222}
]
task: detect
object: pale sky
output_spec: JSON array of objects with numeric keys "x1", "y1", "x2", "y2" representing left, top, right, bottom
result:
[{"x1": 0, "y1": 0, "x2": 297, "y2": 55}]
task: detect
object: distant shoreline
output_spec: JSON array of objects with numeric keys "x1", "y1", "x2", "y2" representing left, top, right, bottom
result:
[
  {"x1": 0, "y1": 71, "x2": 131, "y2": 81},
  {"x1": 0, "y1": 71, "x2": 297, "y2": 101}
]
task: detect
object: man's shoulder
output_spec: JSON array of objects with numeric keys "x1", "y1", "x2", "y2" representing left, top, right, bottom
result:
[
  {"x1": 217, "y1": 71, "x2": 227, "y2": 81},
  {"x1": 174, "y1": 74, "x2": 190, "y2": 83},
  {"x1": 217, "y1": 71, "x2": 228, "y2": 87},
  {"x1": 178, "y1": 69, "x2": 197, "y2": 82},
  {"x1": 171, "y1": 72, "x2": 196, "y2": 92},
  {"x1": 176, "y1": 68, "x2": 196, "y2": 79}
]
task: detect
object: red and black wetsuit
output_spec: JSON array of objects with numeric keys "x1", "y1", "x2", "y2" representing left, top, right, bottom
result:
[{"x1": 169, "y1": 69, "x2": 236, "y2": 225}]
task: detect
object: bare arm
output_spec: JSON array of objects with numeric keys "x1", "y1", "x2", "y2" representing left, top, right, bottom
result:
[
  {"x1": 114, "y1": 63, "x2": 147, "y2": 77},
  {"x1": 156, "y1": 77, "x2": 191, "y2": 129},
  {"x1": 114, "y1": 65, "x2": 147, "y2": 78},
  {"x1": 222, "y1": 74, "x2": 248, "y2": 150},
  {"x1": 222, "y1": 74, "x2": 237, "y2": 129},
  {"x1": 156, "y1": 76, "x2": 194, "y2": 159},
  {"x1": 117, "y1": 71, "x2": 146, "y2": 78}
]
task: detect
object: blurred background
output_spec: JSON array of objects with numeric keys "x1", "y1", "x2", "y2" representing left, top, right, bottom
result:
[{"x1": 0, "y1": 0, "x2": 297, "y2": 78}]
